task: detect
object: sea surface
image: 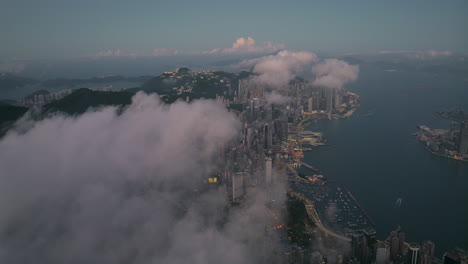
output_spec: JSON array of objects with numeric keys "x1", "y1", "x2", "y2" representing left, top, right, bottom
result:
[{"x1": 303, "y1": 64, "x2": 468, "y2": 256}]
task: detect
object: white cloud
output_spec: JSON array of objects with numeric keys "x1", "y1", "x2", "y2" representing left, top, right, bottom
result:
[
  {"x1": 264, "y1": 92, "x2": 292, "y2": 105},
  {"x1": 234, "y1": 51, "x2": 360, "y2": 90},
  {"x1": 312, "y1": 59, "x2": 359, "y2": 89},
  {"x1": 0, "y1": 92, "x2": 290, "y2": 263},
  {"x1": 208, "y1": 37, "x2": 285, "y2": 55},
  {"x1": 237, "y1": 50, "x2": 318, "y2": 87}
]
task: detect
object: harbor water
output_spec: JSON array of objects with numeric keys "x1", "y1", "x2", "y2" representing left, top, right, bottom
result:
[{"x1": 302, "y1": 64, "x2": 468, "y2": 255}]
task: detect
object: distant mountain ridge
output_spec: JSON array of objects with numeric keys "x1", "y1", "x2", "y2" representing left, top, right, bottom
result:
[
  {"x1": 0, "y1": 68, "x2": 254, "y2": 136},
  {"x1": 0, "y1": 73, "x2": 153, "y2": 101},
  {"x1": 42, "y1": 88, "x2": 133, "y2": 115},
  {"x1": 42, "y1": 75, "x2": 153, "y2": 88}
]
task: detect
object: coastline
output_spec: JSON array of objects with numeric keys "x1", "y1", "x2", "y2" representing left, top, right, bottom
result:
[
  {"x1": 285, "y1": 93, "x2": 366, "y2": 240},
  {"x1": 415, "y1": 128, "x2": 468, "y2": 163}
]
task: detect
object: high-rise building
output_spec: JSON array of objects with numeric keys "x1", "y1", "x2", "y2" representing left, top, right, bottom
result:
[
  {"x1": 264, "y1": 124, "x2": 272, "y2": 150},
  {"x1": 459, "y1": 117, "x2": 468, "y2": 159},
  {"x1": 265, "y1": 157, "x2": 272, "y2": 184},
  {"x1": 231, "y1": 172, "x2": 244, "y2": 202},
  {"x1": 421, "y1": 240, "x2": 435, "y2": 264},
  {"x1": 326, "y1": 88, "x2": 333, "y2": 118},
  {"x1": 351, "y1": 229, "x2": 376, "y2": 264},
  {"x1": 308, "y1": 97, "x2": 314, "y2": 112},
  {"x1": 408, "y1": 243, "x2": 421, "y2": 264},
  {"x1": 375, "y1": 241, "x2": 391, "y2": 264},
  {"x1": 246, "y1": 127, "x2": 253, "y2": 148},
  {"x1": 389, "y1": 227, "x2": 406, "y2": 261},
  {"x1": 333, "y1": 88, "x2": 342, "y2": 110}
]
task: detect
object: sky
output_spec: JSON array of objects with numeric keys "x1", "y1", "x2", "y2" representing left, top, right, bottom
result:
[{"x1": 1, "y1": 0, "x2": 467, "y2": 60}]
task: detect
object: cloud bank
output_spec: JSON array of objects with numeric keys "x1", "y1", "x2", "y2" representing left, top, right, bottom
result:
[
  {"x1": 265, "y1": 92, "x2": 292, "y2": 105},
  {"x1": 237, "y1": 50, "x2": 318, "y2": 87},
  {"x1": 0, "y1": 93, "x2": 284, "y2": 264},
  {"x1": 312, "y1": 59, "x2": 359, "y2": 89},
  {"x1": 235, "y1": 51, "x2": 359, "y2": 89}
]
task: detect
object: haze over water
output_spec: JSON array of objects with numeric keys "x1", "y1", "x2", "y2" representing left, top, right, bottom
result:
[{"x1": 304, "y1": 64, "x2": 468, "y2": 256}]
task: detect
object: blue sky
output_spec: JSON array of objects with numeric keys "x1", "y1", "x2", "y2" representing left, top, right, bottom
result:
[{"x1": 1, "y1": 0, "x2": 467, "y2": 59}]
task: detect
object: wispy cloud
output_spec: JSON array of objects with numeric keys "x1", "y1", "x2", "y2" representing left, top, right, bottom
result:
[
  {"x1": 89, "y1": 49, "x2": 140, "y2": 58},
  {"x1": 378, "y1": 50, "x2": 453, "y2": 59}
]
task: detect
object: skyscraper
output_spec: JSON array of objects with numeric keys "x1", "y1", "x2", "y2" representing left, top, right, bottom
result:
[
  {"x1": 351, "y1": 229, "x2": 376, "y2": 264},
  {"x1": 459, "y1": 117, "x2": 468, "y2": 159},
  {"x1": 333, "y1": 88, "x2": 343, "y2": 110},
  {"x1": 264, "y1": 124, "x2": 272, "y2": 150},
  {"x1": 408, "y1": 243, "x2": 420, "y2": 264},
  {"x1": 389, "y1": 227, "x2": 405, "y2": 261},
  {"x1": 308, "y1": 97, "x2": 314, "y2": 112},
  {"x1": 375, "y1": 241, "x2": 391, "y2": 264},
  {"x1": 265, "y1": 157, "x2": 272, "y2": 184},
  {"x1": 231, "y1": 172, "x2": 244, "y2": 202},
  {"x1": 420, "y1": 240, "x2": 435, "y2": 264}
]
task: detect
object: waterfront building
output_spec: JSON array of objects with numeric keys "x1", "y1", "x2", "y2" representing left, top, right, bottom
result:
[
  {"x1": 421, "y1": 240, "x2": 436, "y2": 264},
  {"x1": 333, "y1": 88, "x2": 343, "y2": 110},
  {"x1": 375, "y1": 241, "x2": 391, "y2": 264},
  {"x1": 408, "y1": 243, "x2": 421, "y2": 264},
  {"x1": 459, "y1": 117, "x2": 468, "y2": 159},
  {"x1": 351, "y1": 230, "x2": 374, "y2": 264},
  {"x1": 308, "y1": 97, "x2": 314, "y2": 112},
  {"x1": 389, "y1": 227, "x2": 406, "y2": 261}
]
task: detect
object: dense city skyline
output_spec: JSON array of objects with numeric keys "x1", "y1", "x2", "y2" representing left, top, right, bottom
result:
[{"x1": 1, "y1": 1, "x2": 467, "y2": 264}]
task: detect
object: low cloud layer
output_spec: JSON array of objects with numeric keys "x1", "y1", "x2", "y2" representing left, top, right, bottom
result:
[
  {"x1": 265, "y1": 92, "x2": 292, "y2": 105},
  {"x1": 237, "y1": 50, "x2": 318, "y2": 87},
  {"x1": 378, "y1": 49, "x2": 454, "y2": 60},
  {"x1": 409, "y1": 50, "x2": 453, "y2": 60},
  {"x1": 0, "y1": 93, "x2": 284, "y2": 263},
  {"x1": 235, "y1": 51, "x2": 359, "y2": 89},
  {"x1": 312, "y1": 59, "x2": 359, "y2": 89}
]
